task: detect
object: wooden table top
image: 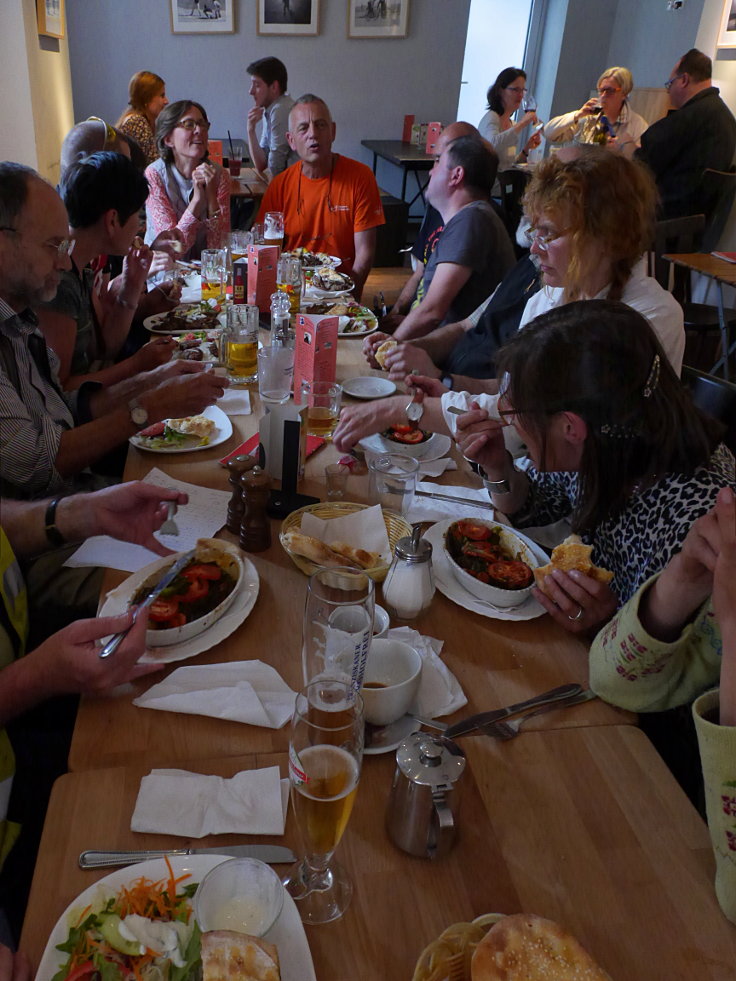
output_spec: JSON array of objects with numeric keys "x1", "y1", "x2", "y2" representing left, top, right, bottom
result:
[
  {"x1": 361, "y1": 139, "x2": 435, "y2": 167},
  {"x1": 663, "y1": 251, "x2": 736, "y2": 286},
  {"x1": 21, "y1": 727, "x2": 735, "y2": 980}
]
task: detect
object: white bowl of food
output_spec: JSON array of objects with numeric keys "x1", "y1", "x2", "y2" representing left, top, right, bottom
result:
[
  {"x1": 443, "y1": 519, "x2": 539, "y2": 608},
  {"x1": 373, "y1": 427, "x2": 441, "y2": 460},
  {"x1": 130, "y1": 539, "x2": 243, "y2": 646}
]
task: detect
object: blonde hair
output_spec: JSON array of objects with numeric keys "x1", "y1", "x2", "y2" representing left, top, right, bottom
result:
[
  {"x1": 117, "y1": 71, "x2": 165, "y2": 126},
  {"x1": 522, "y1": 148, "x2": 657, "y2": 302},
  {"x1": 597, "y1": 66, "x2": 633, "y2": 97}
]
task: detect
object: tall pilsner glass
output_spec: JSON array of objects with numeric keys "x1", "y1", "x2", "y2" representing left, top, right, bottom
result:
[{"x1": 284, "y1": 680, "x2": 364, "y2": 923}]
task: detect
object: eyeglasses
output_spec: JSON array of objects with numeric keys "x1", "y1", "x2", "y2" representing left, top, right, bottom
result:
[
  {"x1": 506, "y1": 86, "x2": 527, "y2": 94},
  {"x1": 176, "y1": 118, "x2": 210, "y2": 132},
  {"x1": 0, "y1": 226, "x2": 72, "y2": 258},
  {"x1": 524, "y1": 225, "x2": 568, "y2": 250},
  {"x1": 664, "y1": 73, "x2": 684, "y2": 91},
  {"x1": 597, "y1": 86, "x2": 621, "y2": 96}
]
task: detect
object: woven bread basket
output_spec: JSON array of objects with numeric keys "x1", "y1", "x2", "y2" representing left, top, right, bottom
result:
[{"x1": 412, "y1": 913, "x2": 505, "y2": 981}]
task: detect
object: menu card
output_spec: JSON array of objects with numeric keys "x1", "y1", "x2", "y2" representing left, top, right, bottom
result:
[
  {"x1": 292, "y1": 314, "x2": 339, "y2": 405},
  {"x1": 402, "y1": 114, "x2": 415, "y2": 142},
  {"x1": 425, "y1": 121, "x2": 442, "y2": 154},
  {"x1": 247, "y1": 244, "x2": 279, "y2": 311},
  {"x1": 207, "y1": 139, "x2": 223, "y2": 166}
]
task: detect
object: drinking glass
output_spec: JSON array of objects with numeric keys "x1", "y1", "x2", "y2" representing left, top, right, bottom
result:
[
  {"x1": 221, "y1": 303, "x2": 259, "y2": 384},
  {"x1": 300, "y1": 380, "x2": 342, "y2": 439},
  {"x1": 227, "y1": 147, "x2": 243, "y2": 177},
  {"x1": 368, "y1": 453, "x2": 419, "y2": 515},
  {"x1": 324, "y1": 463, "x2": 349, "y2": 500},
  {"x1": 229, "y1": 230, "x2": 253, "y2": 264},
  {"x1": 264, "y1": 211, "x2": 285, "y2": 252},
  {"x1": 302, "y1": 567, "x2": 375, "y2": 690},
  {"x1": 522, "y1": 91, "x2": 537, "y2": 114},
  {"x1": 257, "y1": 345, "x2": 294, "y2": 404},
  {"x1": 284, "y1": 679, "x2": 364, "y2": 923},
  {"x1": 201, "y1": 248, "x2": 227, "y2": 303},
  {"x1": 251, "y1": 222, "x2": 265, "y2": 245},
  {"x1": 277, "y1": 255, "x2": 303, "y2": 315}
]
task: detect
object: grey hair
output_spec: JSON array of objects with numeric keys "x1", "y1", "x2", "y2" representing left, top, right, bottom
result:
[
  {"x1": 0, "y1": 162, "x2": 40, "y2": 228},
  {"x1": 290, "y1": 93, "x2": 332, "y2": 124}
]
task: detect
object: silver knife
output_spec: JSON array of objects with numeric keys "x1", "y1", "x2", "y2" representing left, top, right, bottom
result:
[
  {"x1": 79, "y1": 845, "x2": 296, "y2": 869},
  {"x1": 98, "y1": 548, "x2": 196, "y2": 659},
  {"x1": 414, "y1": 489, "x2": 495, "y2": 511},
  {"x1": 444, "y1": 683, "x2": 583, "y2": 739}
]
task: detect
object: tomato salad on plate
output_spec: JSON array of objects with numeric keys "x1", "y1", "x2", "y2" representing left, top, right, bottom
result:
[
  {"x1": 132, "y1": 555, "x2": 238, "y2": 631},
  {"x1": 445, "y1": 519, "x2": 534, "y2": 590}
]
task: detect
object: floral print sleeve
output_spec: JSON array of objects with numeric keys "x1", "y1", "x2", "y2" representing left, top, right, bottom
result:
[
  {"x1": 144, "y1": 165, "x2": 230, "y2": 253},
  {"x1": 119, "y1": 113, "x2": 157, "y2": 166}
]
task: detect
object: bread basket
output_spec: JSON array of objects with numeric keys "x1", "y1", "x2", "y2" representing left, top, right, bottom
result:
[
  {"x1": 412, "y1": 913, "x2": 504, "y2": 981},
  {"x1": 279, "y1": 502, "x2": 411, "y2": 582}
]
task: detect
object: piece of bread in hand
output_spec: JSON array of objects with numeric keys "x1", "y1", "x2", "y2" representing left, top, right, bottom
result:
[
  {"x1": 534, "y1": 534, "x2": 613, "y2": 595},
  {"x1": 282, "y1": 531, "x2": 361, "y2": 569},
  {"x1": 201, "y1": 930, "x2": 280, "y2": 981},
  {"x1": 328, "y1": 540, "x2": 382, "y2": 569},
  {"x1": 374, "y1": 339, "x2": 397, "y2": 369},
  {"x1": 471, "y1": 913, "x2": 611, "y2": 981}
]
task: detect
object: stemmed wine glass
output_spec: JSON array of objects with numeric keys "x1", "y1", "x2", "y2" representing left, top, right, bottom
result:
[
  {"x1": 283, "y1": 679, "x2": 364, "y2": 923},
  {"x1": 522, "y1": 91, "x2": 537, "y2": 114}
]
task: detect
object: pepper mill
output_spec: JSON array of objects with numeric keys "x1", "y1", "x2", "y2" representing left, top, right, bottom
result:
[
  {"x1": 239, "y1": 465, "x2": 272, "y2": 552},
  {"x1": 225, "y1": 455, "x2": 256, "y2": 534}
]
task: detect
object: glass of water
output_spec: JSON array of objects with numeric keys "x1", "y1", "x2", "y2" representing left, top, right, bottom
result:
[
  {"x1": 257, "y1": 345, "x2": 294, "y2": 404},
  {"x1": 368, "y1": 454, "x2": 419, "y2": 515}
]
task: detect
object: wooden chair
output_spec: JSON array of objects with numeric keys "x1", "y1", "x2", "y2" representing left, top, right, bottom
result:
[
  {"x1": 700, "y1": 167, "x2": 736, "y2": 251},
  {"x1": 682, "y1": 364, "x2": 736, "y2": 452}
]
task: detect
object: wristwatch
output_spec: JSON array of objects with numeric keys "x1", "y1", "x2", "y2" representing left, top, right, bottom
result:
[
  {"x1": 440, "y1": 373, "x2": 453, "y2": 390},
  {"x1": 405, "y1": 393, "x2": 424, "y2": 429},
  {"x1": 479, "y1": 464, "x2": 512, "y2": 495},
  {"x1": 128, "y1": 397, "x2": 149, "y2": 429}
]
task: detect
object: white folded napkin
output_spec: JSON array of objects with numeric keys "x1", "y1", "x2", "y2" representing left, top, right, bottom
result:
[
  {"x1": 406, "y1": 481, "x2": 494, "y2": 523},
  {"x1": 418, "y1": 458, "x2": 457, "y2": 478},
  {"x1": 217, "y1": 388, "x2": 251, "y2": 414},
  {"x1": 131, "y1": 766, "x2": 290, "y2": 837},
  {"x1": 301, "y1": 503, "x2": 391, "y2": 562},
  {"x1": 387, "y1": 626, "x2": 467, "y2": 718},
  {"x1": 133, "y1": 661, "x2": 296, "y2": 728}
]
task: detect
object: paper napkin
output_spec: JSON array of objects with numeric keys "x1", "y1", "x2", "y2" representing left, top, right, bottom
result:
[
  {"x1": 387, "y1": 626, "x2": 467, "y2": 718},
  {"x1": 133, "y1": 661, "x2": 296, "y2": 729},
  {"x1": 131, "y1": 766, "x2": 290, "y2": 837},
  {"x1": 301, "y1": 503, "x2": 391, "y2": 562},
  {"x1": 418, "y1": 458, "x2": 458, "y2": 478},
  {"x1": 217, "y1": 388, "x2": 251, "y2": 415},
  {"x1": 406, "y1": 481, "x2": 494, "y2": 523}
]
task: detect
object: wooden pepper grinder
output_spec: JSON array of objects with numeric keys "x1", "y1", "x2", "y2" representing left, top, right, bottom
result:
[
  {"x1": 239, "y1": 465, "x2": 272, "y2": 552},
  {"x1": 226, "y1": 455, "x2": 256, "y2": 534}
]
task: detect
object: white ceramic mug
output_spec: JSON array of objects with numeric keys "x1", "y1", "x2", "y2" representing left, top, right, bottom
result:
[{"x1": 360, "y1": 638, "x2": 422, "y2": 726}]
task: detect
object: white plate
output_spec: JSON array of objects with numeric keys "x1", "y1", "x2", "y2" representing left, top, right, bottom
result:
[
  {"x1": 342, "y1": 376, "x2": 397, "y2": 400},
  {"x1": 35, "y1": 855, "x2": 315, "y2": 981},
  {"x1": 130, "y1": 405, "x2": 233, "y2": 454},
  {"x1": 144, "y1": 303, "x2": 224, "y2": 335},
  {"x1": 359, "y1": 432, "x2": 453, "y2": 462},
  {"x1": 364, "y1": 714, "x2": 418, "y2": 755},
  {"x1": 338, "y1": 314, "x2": 378, "y2": 338},
  {"x1": 424, "y1": 519, "x2": 548, "y2": 621},
  {"x1": 99, "y1": 555, "x2": 260, "y2": 664}
]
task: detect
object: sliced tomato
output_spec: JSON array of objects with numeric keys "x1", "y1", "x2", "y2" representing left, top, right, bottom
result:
[
  {"x1": 138, "y1": 421, "x2": 166, "y2": 438},
  {"x1": 461, "y1": 541, "x2": 504, "y2": 562},
  {"x1": 487, "y1": 560, "x2": 534, "y2": 589},
  {"x1": 65, "y1": 962, "x2": 98, "y2": 981},
  {"x1": 392, "y1": 429, "x2": 425, "y2": 444},
  {"x1": 454, "y1": 520, "x2": 492, "y2": 541},
  {"x1": 390, "y1": 424, "x2": 414, "y2": 435},
  {"x1": 182, "y1": 563, "x2": 222, "y2": 581},
  {"x1": 472, "y1": 570, "x2": 490, "y2": 583},
  {"x1": 149, "y1": 598, "x2": 180, "y2": 622},
  {"x1": 180, "y1": 577, "x2": 208, "y2": 602},
  {"x1": 170, "y1": 612, "x2": 187, "y2": 627}
]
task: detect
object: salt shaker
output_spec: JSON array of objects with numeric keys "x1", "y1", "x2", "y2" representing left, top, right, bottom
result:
[
  {"x1": 382, "y1": 525, "x2": 435, "y2": 621},
  {"x1": 270, "y1": 291, "x2": 294, "y2": 349},
  {"x1": 225, "y1": 454, "x2": 256, "y2": 534},
  {"x1": 239, "y1": 465, "x2": 272, "y2": 552}
]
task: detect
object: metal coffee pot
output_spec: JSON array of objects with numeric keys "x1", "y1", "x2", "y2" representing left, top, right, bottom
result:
[{"x1": 385, "y1": 732, "x2": 466, "y2": 859}]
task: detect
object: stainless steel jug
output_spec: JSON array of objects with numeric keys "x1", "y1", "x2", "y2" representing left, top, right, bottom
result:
[{"x1": 385, "y1": 732, "x2": 466, "y2": 858}]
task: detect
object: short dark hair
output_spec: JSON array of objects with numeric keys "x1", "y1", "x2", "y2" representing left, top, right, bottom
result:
[
  {"x1": 247, "y1": 56, "x2": 288, "y2": 93},
  {"x1": 678, "y1": 48, "x2": 712, "y2": 83},
  {"x1": 496, "y1": 299, "x2": 721, "y2": 533},
  {"x1": 60, "y1": 151, "x2": 149, "y2": 229},
  {"x1": 0, "y1": 162, "x2": 38, "y2": 229},
  {"x1": 155, "y1": 100, "x2": 210, "y2": 165},
  {"x1": 445, "y1": 135, "x2": 497, "y2": 196},
  {"x1": 487, "y1": 67, "x2": 526, "y2": 115}
]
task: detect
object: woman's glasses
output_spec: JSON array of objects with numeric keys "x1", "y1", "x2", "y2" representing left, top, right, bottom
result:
[
  {"x1": 176, "y1": 118, "x2": 210, "y2": 132},
  {"x1": 524, "y1": 226, "x2": 568, "y2": 250}
]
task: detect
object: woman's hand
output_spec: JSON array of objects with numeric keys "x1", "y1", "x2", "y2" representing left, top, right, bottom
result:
[
  {"x1": 453, "y1": 403, "x2": 508, "y2": 475},
  {"x1": 516, "y1": 110, "x2": 539, "y2": 130},
  {"x1": 578, "y1": 97, "x2": 600, "y2": 119},
  {"x1": 150, "y1": 228, "x2": 186, "y2": 257},
  {"x1": 534, "y1": 569, "x2": 618, "y2": 635},
  {"x1": 523, "y1": 129, "x2": 542, "y2": 155}
]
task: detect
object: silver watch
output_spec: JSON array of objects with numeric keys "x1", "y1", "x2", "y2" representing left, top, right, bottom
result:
[
  {"x1": 479, "y1": 466, "x2": 512, "y2": 494},
  {"x1": 128, "y1": 397, "x2": 149, "y2": 429}
]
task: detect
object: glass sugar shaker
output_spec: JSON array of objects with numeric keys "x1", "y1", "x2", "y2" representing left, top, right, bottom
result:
[
  {"x1": 270, "y1": 290, "x2": 294, "y2": 349},
  {"x1": 382, "y1": 525, "x2": 435, "y2": 621}
]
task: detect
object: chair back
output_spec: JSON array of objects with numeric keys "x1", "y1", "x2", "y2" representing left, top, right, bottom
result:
[
  {"x1": 650, "y1": 214, "x2": 705, "y2": 301},
  {"x1": 682, "y1": 364, "x2": 736, "y2": 452},
  {"x1": 700, "y1": 168, "x2": 736, "y2": 252},
  {"x1": 498, "y1": 169, "x2": 530, "y2": 243}
]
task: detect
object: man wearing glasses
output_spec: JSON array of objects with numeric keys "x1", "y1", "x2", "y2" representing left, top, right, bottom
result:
[
  {"x1": 257, "y1": 94, "x2": 384, "y2": 301},
  {"x1": 636, "y1": 48, "x2": 736, "y2": 220}
]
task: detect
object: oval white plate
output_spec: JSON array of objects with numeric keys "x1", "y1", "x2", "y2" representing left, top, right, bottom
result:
[
  {"x1": 99, "y1": 553, "x2": 260, "y2": 664},
  {"x1": 359, "y1": 431, "x2": 452, "y2": 462},
  {"x1": 130, "y1": 405, "x2": 232, "y2": 454},
  {"x1": 337, "y1": 314, "x2": 379, "y2": 338},
  {"x1": 34, "y1": 855, "x2": 315, "y2": 981},
  {"x1": 423, "y1": 519, "x2": 547, "y2": 621},
  {"x1": 342, "y1": 376, "x2": 397, "y2": 400},
  {"x1": 144, "y1": 302, "x2": 224, "y2": 334}
]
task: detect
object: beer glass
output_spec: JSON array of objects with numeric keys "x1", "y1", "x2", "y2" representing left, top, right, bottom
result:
[
  {"x1": 276, "y1": 255, "x2": 303, "y2": 315},
  {"x1": 300, "y1": 380, "x2": 342, "y2": 439},
  {"x1": 257, "y1": 345, "x2": 294, "y2": 404},
  {"x1": 221, "y1": 303, "x2": 259, "y2": 384},
  {"x1": 201, "y1": 248, "x2": 227, "y2": 302},
  {"x1": 284, "y1": 679, "x2": 364, "y2": 923},
  {"x1": 229, "y1": 230, "x2": 252, "y2": 264},
  {"x1": 264, "y1": 211, "x2": 285, "y2": 252}
]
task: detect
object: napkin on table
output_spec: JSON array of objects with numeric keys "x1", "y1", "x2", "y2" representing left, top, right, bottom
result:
[
  {"x1": 133, "y1": 661, "x2": 296, "y2": 729},
  {"x1": 418, "y1": 458, "x2": 457, "y2": 478},
  {"x1": 387, "y1": 626, "x2": 467, "y2": 718},
  {"x1": 301, "y1": 503, "x2": 392, "y2": 563},
  {"x1": 407, "y1": 481, "x2": 494, "y2": 523},
  {"x1": 217, "y1": 387, "x2": 251, "y2": 415},
  {"x1": 131, "y1": 766, "x2": 290, "y2": 837}
]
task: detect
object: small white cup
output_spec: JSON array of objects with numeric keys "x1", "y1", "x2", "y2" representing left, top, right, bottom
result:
[
  {"x1": 372, "y1": 604, "x2": 390, "y2": 638},
  {"x1": 360, "y1": 638, "x2": 422, "y2": 726},
  {"x1": 194, "y1": 857, "x2": 284, "y2": 936}
]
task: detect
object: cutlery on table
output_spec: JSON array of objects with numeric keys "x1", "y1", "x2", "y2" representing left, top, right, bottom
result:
[
  {"x1": 79, "y1": 844, "x2": 296, "y2": 869},
  {"x1": 443, "y1": 683, "x2": 584, "y2": 739},
  {"x1": 159, "y1": 501, "x2": 180, "y2": 536},
  {"x1": 481, "y1": 689, "x2": 597, "y2": 740},
  {"x1": 414, "y1": 489, "x2": 495, "y2": 511},
  {"x1": 97, "y1": 548, "x2": 196, "y2": 659}
]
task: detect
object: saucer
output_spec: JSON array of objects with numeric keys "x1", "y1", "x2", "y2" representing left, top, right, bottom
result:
[{"x1": 363, "y1": 714, "x2": 418, "y2": 755}]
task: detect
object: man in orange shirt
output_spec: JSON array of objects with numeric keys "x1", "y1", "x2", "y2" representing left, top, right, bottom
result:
[{"x1": 257, "y1": 94, "x2": 384, "y2": 300}]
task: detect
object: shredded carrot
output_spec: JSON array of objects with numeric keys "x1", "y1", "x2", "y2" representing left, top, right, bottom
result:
[{"x1": 74, "y1": 904, "x2": 92, "y2": 927}]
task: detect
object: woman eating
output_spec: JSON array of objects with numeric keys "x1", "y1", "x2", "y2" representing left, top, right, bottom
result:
[
  {"x1": 544, "y1": 66, "x2": 647, "y2": 157},
  {"x1": 144, "y1": 99, "x2": 230, "y2": 261},
  {"x1": 117, "y1": 70, "x2": 168, "y2": 166},
  {"x1": 478, "y1": 67, "x2": 541, "y2": 170}
]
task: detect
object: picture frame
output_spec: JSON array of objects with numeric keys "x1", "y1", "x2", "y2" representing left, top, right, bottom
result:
[
  {"x1": 170, "y1": 0, "x2": 235, "y2": 35},
  {"x1": 36, "y1": 0, "x2": 65, "y2": 40},
  {"x1": 718, "y1": 0, "x2": 736, "y2": 48},
  {"x1": 347, "y1": 0, "x2": 409, "y2": 39},
  {"x1": 257, "y1": 0, "x2": 320, "y2": 36}
]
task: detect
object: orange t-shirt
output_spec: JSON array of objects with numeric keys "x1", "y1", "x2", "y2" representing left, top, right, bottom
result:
[{"x1": 257, "y1": 154, "x2": 385, "y2": 274}]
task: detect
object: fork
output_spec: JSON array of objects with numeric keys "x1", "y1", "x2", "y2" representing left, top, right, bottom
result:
[
  {"x1": 481, "y1": 689, "x2": 597, "y2": 740},
  {"x1": 159, "y1": 501, "x2": 179, "y2": 536}
]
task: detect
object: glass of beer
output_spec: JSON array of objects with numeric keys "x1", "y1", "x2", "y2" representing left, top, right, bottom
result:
[
  {"x1": 276, "y1": 255, "x2": 303, "y2": 315},
  {"x1": 221, "y1": 303, "x2": 259, "y2": 384},
  {"x1": 301, "y1": 380, "x2": 342, "y2": 439},
  {"x1": 264, "y1": 210, "x2": 285, "y2": 252},
  {"x1": 229, "y1": 230, "x2": 252, "y2": 264},
  {"x1": 284, "y1": 679, "x2": 364, "y2": 923},
  {"x1": 201, "y1": 248, "x2": 227, "y2": 303}
]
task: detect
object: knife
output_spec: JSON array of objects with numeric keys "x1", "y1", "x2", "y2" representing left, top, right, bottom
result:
[
  {"x1": 414, "y1": 489, "x2": 495, "y2": 511},
  {"x1": 78, "y1": 845, "x2": 296, "y2": 869},
  {"x1": 444, "y1": 683, "x2": 583, "y2": 739},
  {"x1": 98, "y1": 548, "x2": 196, "y2": 659}
]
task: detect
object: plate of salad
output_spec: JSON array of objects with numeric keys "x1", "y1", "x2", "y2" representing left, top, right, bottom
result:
[
  {"x1": 144, "y1": 301, "x2": 225, "y2": 335},
  {"x1": 130, "y1": 405, "x2": 232, "y2": 454},
  {"x1": 37, "y1": 855, "x2": 316, "y2": 981}
]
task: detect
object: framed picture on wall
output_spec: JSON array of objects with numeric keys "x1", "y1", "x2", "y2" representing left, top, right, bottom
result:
[
  {"x1": 36, "y1": 0, "x2": 65, "y2": 39},
  {"x1": 347, "y1": 0, "x2": 410, "y2": 38},
  {"x1": 257, "y1": 0, "x2": 320, "y2": 36},
  {"x1": 170, "y1": 0, "x2": 235, "y2": 34},
  {"x1": 718, "y1": 0, "x2": 736, "y2": 48}
]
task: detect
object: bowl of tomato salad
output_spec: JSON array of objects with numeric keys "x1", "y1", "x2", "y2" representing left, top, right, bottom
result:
[
  {"x1": 378, "y1": 425, "x2": 437, "y2": 458},
  {"x1": 130, "y1": 539, "x2": 243, "y2": 646},
  {"x1": 443, "y1": 519, "x2": 538, "y2": 608}
]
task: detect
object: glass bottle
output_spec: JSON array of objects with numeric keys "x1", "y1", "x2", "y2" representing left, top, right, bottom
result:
[{"x1": 382, "y1": 526, "x2": 435, "y2": 621}]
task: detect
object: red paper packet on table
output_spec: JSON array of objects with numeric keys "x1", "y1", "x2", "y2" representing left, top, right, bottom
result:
[
  {"x1": 219, "y1": 432, "x2": 326, "y2": 466},
  {"x1": 293, "y1": 315, "x2": 339, "y2": 405},
  {"x1": 247, "y1": 244, "x2": 279, "y2": 312},
  {"x1": 402, "y1": 114, "x2": 415, "y2": 143}
]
